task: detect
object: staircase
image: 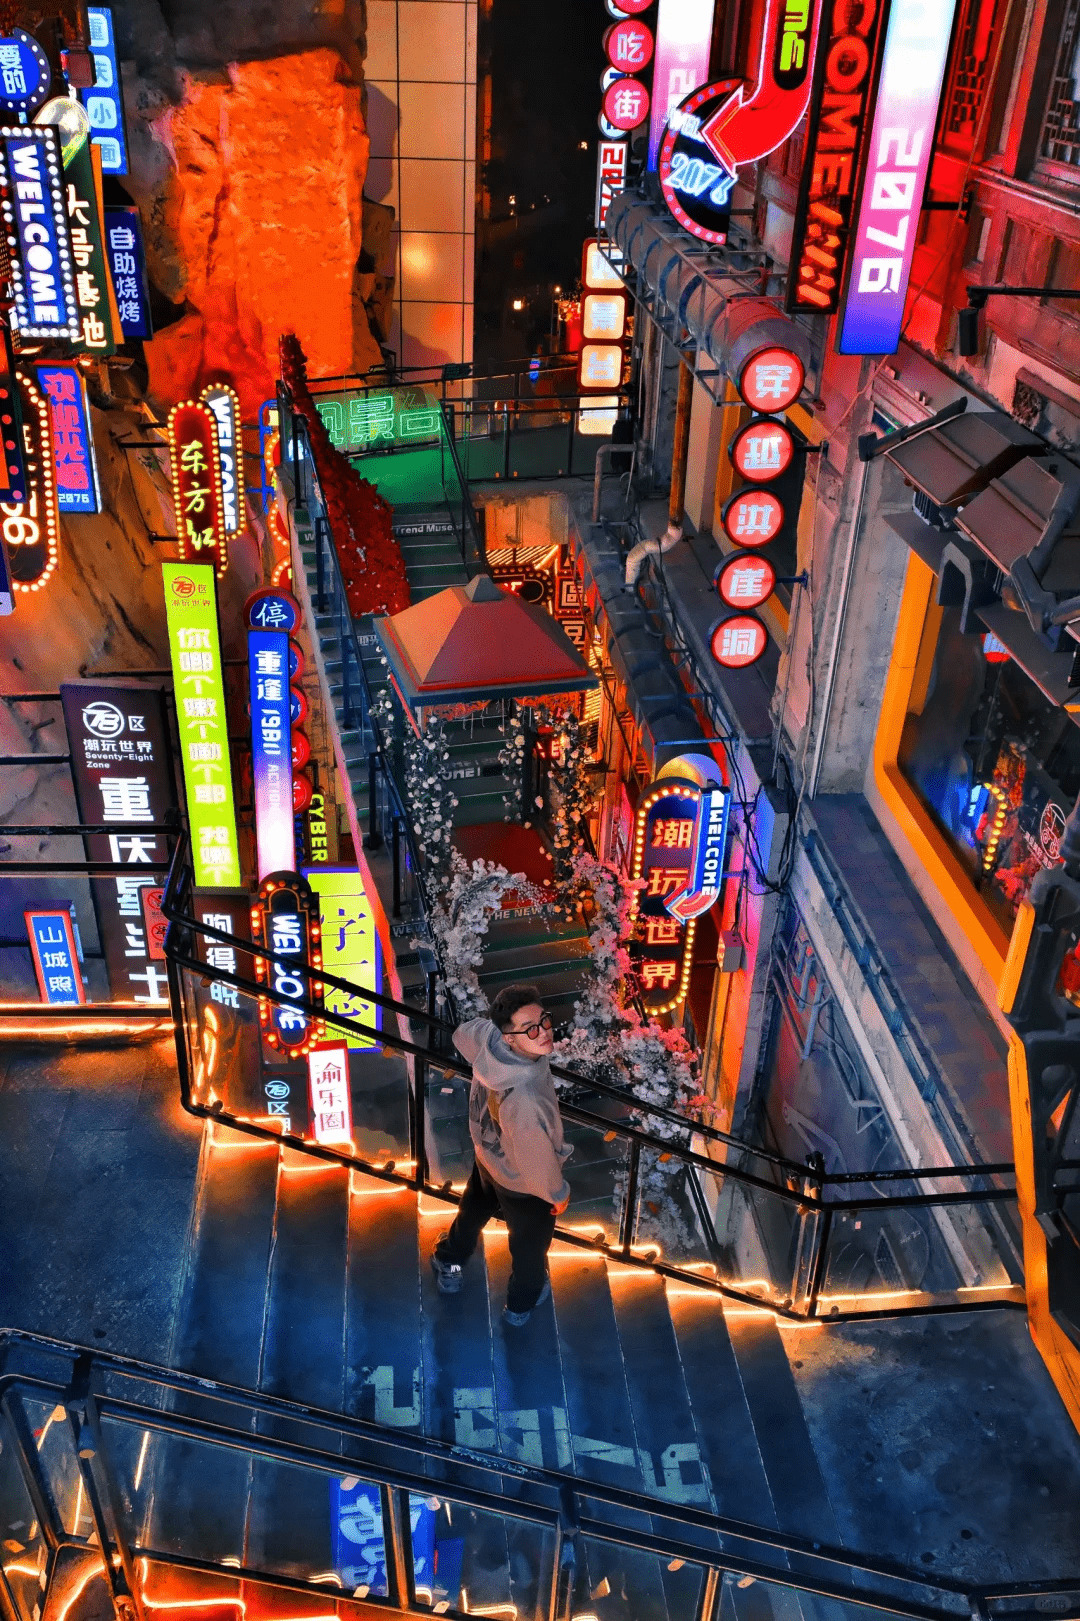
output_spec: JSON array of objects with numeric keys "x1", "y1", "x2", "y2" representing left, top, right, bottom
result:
[
  {"x1": 295, "y1": 501, "x2": 594, "y2": 1023},
  {"x1": 168, "y1": 1103, "x2": 1080, "y2": 1613}
]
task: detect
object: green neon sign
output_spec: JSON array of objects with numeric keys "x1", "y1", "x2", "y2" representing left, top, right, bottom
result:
[
  {"x1": 313, "y1": 385, "x2": 443, "y2": 454},
  {"x1": 162, "y1": 561, "x2": 242, "y2": 888}
]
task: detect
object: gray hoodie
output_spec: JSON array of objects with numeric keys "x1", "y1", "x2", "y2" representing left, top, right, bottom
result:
[{"x1": 453, "y1": 1017, "x2": 572, "y2": 1205}]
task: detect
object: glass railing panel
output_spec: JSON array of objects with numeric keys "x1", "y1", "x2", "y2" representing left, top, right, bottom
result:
[
  {"x1": 575, "y1": 1535, "x2": 706, "y2": 1621},
  {"x1": 816, "y1": 1198, "x2": 1021, "y2": 1313},
  {"x1": 647, "y1": 1159, "x2": 807, "y2": 1310},
  {"x1": 561, "y1": 1118, "x2": 629, "y2": 1246},
  {"x1": 406, "y1": 1490, "x2": 556, "y2": 1620},
  {"x1": 0, "y1": 1409, "x2": 50, "y2": 1621},
  {"x1": 98, "y1": 1413, "x2": 393, "y2": 1598},
  {"x1": 15, "y1": 1395, "x2": 94, "y2": 1539}
]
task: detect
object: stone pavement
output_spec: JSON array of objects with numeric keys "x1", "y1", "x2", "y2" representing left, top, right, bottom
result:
[{"x1": 0, "y1": 1034, "x2": 202, "y2": 1361}]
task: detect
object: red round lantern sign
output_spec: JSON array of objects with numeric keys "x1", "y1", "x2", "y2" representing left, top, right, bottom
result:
[
  {"x1": 716, "y1": 552, "x2": 777, "y2": 611},
  {"x1": 293, "y1": 771, "x2": 314, "y2": 814},
  {"x1": 721, "y1": 487, "x2": 785, "y2": 547},
  {"x1": 730, "y1": 418, "x2": 795, "y2": 482},
  {"x1": 738, "y1": 347, "x2": 805, "y2": 412},
  {"x1": 605, "y1": 17, "x2": 654, "y2": 71},
  {"x1": 603, "y1": 77, "x2": 650, "y2": 130},
  {"x1": 291, "y1": 728, "x2": 311, "y2": 771},
  {"x1": 711, "y1": 615, "x2": 769, "y2": 669},
  {"x1": 610, "y1": 0, "x2": 653, "y2": 12}
]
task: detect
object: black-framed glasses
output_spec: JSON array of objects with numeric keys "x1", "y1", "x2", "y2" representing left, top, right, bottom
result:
[{"x1": 506, "y1": 1014, "x2": 553, "y2": 1040}]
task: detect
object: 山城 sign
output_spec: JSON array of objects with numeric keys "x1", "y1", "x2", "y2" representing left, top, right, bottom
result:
[
  {"x1": 251, "y1": 871, "x2": 324, "y2": 1058},
  {"x1": 168, "y1": 401, "x2": 227, "y2": 575},
  {"x1": 630, "y1": 758, "x2": 731, "y2": 1015},
  {"x1": 0, "y1": 126, "x2": 79, "y2": 341}
]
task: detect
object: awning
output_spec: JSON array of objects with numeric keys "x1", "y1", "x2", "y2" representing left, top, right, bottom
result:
[
  {"x1": 955, "y1": 453, "x2": 1080, "y2": 576},
  {"x1": 884, "y1": 410, "x2": 1041, "y2": 511},
  {"x1": 604, "y1": 190, "x2": 815, "y2": 394},
  {"x1": 373, "y1": 574, "x2": 596, "y2": 710}
]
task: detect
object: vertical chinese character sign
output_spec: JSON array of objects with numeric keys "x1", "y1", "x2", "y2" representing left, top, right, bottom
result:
[
  {"x1": 249, "y1": 626, "x2": 295, "y2": 879},
  {"x1": 304, "y1": 866, "x2": 381, "y2": 1051},
  {"x1": 24, "y1": 908, "x2": 85, "y2": 1006},
  {"x1": 628, "y1": 758, "x2": 729, "y2": 1016},
  {"x1": 36, "y1": 362, "x2": 101, "y2": 513},
  {"x1": 60, "y1": 681, "x2": 177, "y2": 1003},
  {"x1": 168, "y1": 402, "x2": 227, "y2": 575},
  {"x1": 61, "y1": 133, "x2": 118, "y2": 355},
  {"x1": 0, "y1": 30, "x2": 51, "y2": 119},
  {"x1": 163, "y1": 561, "x2": 242, "y2": 887},
  {"x1": 79, "y1": 8, "x2": 128, "y2": 175},
  {"x1": 5, "y1": 369, "x2": 60, "y2": 597},
  {"x1": 307, "y1": 1045, "x2": 354, "y2": 1145},
  {"x1": 103, "y1": 206, "x2": 151, "y2": 338}
]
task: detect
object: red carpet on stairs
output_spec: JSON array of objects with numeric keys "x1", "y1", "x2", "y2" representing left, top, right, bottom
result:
[{"x1": 452, "y1": 822, "x2": 556, "y2": 904}]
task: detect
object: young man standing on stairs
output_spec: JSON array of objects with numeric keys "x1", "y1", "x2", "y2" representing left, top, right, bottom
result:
[{"x1": 431, "y1": 984, "x2": 571, "y2": 1327}]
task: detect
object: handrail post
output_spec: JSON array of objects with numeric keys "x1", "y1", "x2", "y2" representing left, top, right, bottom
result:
[
  {"x1": 365, "y1": 752, "x2": 382, "y2": 849},
  {"x1": 315, "y1": 515, "x2": 327, "y2": 614},
  {"x1": 503, "y1": 401, "x2": 511, "y2": 481},
  {"x1": 567, "y1": 403, "x2": 575, "y2": 475},
  {"x1": 392, "y1": 816, "x2": 402, "y2": 917},
  {"x1": 620, "y1": 1138, "x2": 642, "y2": 1256}
]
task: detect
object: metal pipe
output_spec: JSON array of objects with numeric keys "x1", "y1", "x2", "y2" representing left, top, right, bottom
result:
[
  {"x1": 624, "y1": 351, "x2": 695, "y2": 585},
  {"x1": 807, "y1": 456, "x2": 870, "y2": 798}
]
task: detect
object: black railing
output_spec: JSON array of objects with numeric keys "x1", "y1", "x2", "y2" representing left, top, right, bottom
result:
[
  {"x1": 161, "y1": 832, "x2": 1023, "y2": 1323},
  {"x1": 6, "y1": 1325, "x2": 1074, "y2": 1621}
]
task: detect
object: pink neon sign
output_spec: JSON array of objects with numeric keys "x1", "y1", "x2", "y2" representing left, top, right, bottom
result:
[
  {"x1": 837, "y1": 0, "x2": 959, "y2": 356},
  {"x1": 647, "y1": 0, "x2": 717, "y2": 169}
]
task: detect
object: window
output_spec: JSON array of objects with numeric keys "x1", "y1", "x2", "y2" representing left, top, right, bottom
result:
[
  {"x1": 898, "y1": 606, "x2": 1080, "y2": 944},
  {"x1": 1041, "y1": 0, "x2": 1080, "y2": 171}
]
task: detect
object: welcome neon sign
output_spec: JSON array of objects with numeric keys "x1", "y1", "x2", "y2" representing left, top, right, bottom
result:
[{"x1": 837, "y1": 0, "x2": 960, "y2": 355}]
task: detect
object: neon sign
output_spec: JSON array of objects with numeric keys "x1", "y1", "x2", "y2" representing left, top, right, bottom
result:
[
  {"x1": 837, "y1": 0, "x2": 959, "y2": 356},
  {"x1": 5, "y1": 369, "x2": 59, "y2": 596},
  {"x1": 0, "y1": 31, "x2": 50, "y2": 118},
  {"x1": 786, "y1": 0, "x2": 888, "y2": 315},
  {"x1": 304, "y1": 866, "x2": 382, "y2": 1051},
  {"x1": 24, "y1": 908, "x2": 85, "y2": 1005},
  {"x1": 249, "y1": 627, "x2": 296, "y2": 880},
  {"x1": 251, "y1": 872, "x2": 324, "y2": 1058},
  {"x1": 658, "y1": 0, "x2": 825, "y2": 240},
  {"x1": 307, "y1": 1045, "x2": 354, "y2": 1145},
  {"x1": 313, "y1": 386, "x2": 442, "y2": 455},
  {"x1": 0, "y1": 126, "x2": 79, "y2": 341},
  {"x1": 648, "y1": 0, "x2": 717, "y2": 169},
  {"x1": 79, "y1": 8, "x2": 128, "y2": 174},
  {"x1": 200, "y1": 383, "x2": 245, "y2": 536},
  {"x1": 168, "y1": 401, "x2": 227, "y2": 576},
  {"x1": 594, "y1": 138, "x2": 628, "y2": 230},
  {"x1": 630, "y1": 757, "x2": 730, "y2": 1014},
  {"x1": 37, "y1": 362, "x2": 101, "y2": 514},
  {"x1": 163, "y1": 562, "x2": 242, "y2": 888}
]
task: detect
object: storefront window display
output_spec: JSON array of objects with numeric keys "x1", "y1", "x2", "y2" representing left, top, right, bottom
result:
[{"x1": 898, "y1": 606, "x2": 1080, "y2": 930}]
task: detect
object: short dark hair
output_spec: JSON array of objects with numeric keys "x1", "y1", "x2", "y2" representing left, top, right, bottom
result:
[{"x1": 490, "y1": 983, "x2": 545, "y2": 1031}]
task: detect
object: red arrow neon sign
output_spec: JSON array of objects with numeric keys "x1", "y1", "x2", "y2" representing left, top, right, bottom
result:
[{"x1": 699, "y1": 0, "x2": 825, "y2": 175}]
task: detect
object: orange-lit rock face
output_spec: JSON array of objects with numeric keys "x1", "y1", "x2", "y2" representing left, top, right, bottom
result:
[{"x1": 143, "y1": 50, "x2": 383, "y2": 419}]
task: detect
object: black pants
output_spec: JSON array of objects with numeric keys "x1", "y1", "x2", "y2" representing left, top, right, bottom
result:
[{"x1": 436, "y1": 1159, "x2": 556, "y2": 1313}]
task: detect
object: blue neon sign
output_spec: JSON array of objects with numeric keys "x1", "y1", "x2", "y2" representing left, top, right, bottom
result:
[{"x1": 79, "y1": 8, "x2": 128, "y2": 174}]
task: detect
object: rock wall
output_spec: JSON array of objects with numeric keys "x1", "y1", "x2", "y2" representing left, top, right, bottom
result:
[{"x1": 113, "y1": 0, "x2": 385, "y2": 417}]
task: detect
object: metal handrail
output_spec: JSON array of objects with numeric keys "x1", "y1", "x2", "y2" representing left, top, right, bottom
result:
[
  {"x1": 5, "y1": 1325, "x2": 1064, "y2": 1621},
  {"x1": 162, "y1": 836, "x2": 1024, "y2": 1323}
]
